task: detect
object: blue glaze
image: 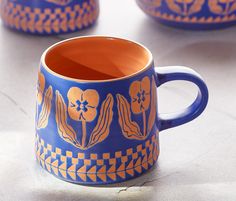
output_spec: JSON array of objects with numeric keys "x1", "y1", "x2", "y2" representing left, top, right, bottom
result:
[
  {"x1": 0, "y1": 0, "x2": 99, "y2": 35},
  {"x1": 155, "y1": 66, "x2": 208, "y2": 131},
  {"x1": 35, "y1": 37, "x2": 208, "y2": 185},
  {"x1": 136, "y1": 0, "x2": 236, "y2": 30}
]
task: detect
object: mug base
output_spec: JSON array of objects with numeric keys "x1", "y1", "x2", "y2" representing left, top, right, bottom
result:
[
  {"x1": 36, "y1": 157, "x2": 159, "y2": 185},
  {"x1": 35, "y1": 132, "x2": 159, "y2": 185},
  {"x1": 153, "y1": 17, "x2": 236, "y2": 30}
]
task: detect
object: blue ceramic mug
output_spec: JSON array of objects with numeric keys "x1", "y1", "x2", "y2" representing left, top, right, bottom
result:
[
  {"x1": 136, "y1": 0, "x2": 236, "y2": 30},
  {"x1": 0, "y1": 0, "x2": 99, "y2": 35},
  {"x1": 36, "y1": 36, "x2": 208, "y2": 184}
]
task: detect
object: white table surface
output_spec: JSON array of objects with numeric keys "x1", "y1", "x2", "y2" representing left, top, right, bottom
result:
[{"x1": 0, "y1": 1, "x2": 236, "y2": 201}]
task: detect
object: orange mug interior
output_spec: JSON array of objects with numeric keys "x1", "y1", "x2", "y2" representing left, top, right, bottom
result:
[{"x1": 44, "y1": 36, "x2": 151, "y2": 81}]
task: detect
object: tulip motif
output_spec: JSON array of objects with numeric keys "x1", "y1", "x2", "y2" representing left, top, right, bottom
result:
[
  {"x1": 117, "y1": 76, "x2": 157, "y2": 140},
  {"x1": 209, "y1": 0, "x2": 236, "y2": 15},
  {"x1": 129, "y1": 77, "x2": 150, "y2": 136},
  {"x1": 67, "y1": 87, "x2": 99, "y2": 147},
  {"x1": 55, "y1": 87, "x2": 114, "y2": 149},
  {"x1": 166, "y1": 0, "x2": 205, "y2": 16}
]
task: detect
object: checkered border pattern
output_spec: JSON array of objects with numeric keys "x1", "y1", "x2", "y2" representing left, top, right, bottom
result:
[
  {"x1": 35, "y1": 132, "x2": 159, "y2": 184},
  {"x1": 138, "y1": 3, "x2": 236, "y2": 24},
  {"x1": 0, "y1": 0, "x2": 99, "y2": 34}
]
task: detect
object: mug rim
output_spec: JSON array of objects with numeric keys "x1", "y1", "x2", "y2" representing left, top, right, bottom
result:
[{"x1": 41, "y1": 35, "x2": 153, "y2": 83}]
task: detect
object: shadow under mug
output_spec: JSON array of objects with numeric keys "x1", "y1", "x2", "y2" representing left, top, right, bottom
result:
[
  {"x1": 0, "y1": 0, "x2": 99, "y2": 35},
  {"x1": 36, "y1": 36, "x2": 208, "y2": 184},
  {"x1": 136, "y1": 0, "x2": 236, "y2": 30}
]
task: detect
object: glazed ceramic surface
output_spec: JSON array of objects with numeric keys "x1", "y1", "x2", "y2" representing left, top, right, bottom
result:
[
  {"x1": 0, "y1": 0, "x2": 99, "y2": 35},
  {"x1": 136, "y1": 0, "x2": 236, "y2": 30},
  {"x1": 35, "y1": 36, "x2": 208, "y2": 185}
]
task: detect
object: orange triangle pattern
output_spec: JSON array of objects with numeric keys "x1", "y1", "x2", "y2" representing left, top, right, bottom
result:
[
  {"x1": 87, "y1": 173, "x2": 97, "y2": 182},
  {"x1": 117, "y1": 163, "x2": 125, "y2": 172},
  {"x1": 88, "y1": 166, "x2": 97, "y2": 173},
  {"x1": 1, "y1": 1, "x2": 99, "y2": 34},
  {"x1": 107, "y1": 172, "x2": 116, "y2": 181},
  {"x1": 117, "y1": 171, "x2": 126, "y2": 179},
  {"x1": 142, "y1": 161, "x2": 148, "y2": 170},
  {"x1": 135, "y1": 157, "x2": 141, "y2": 167},
  {"x1": 97, "y1": 173, "x2": 107, "y2": 182},
  {"x1": 126, "y1": 168, "x2": 134, "y2": 177},
  {"x1": 51, "y1": 165, "x2": 59, "y2": 176},
  {"x1": 59, "y1": 162, "x2": 67, "y2": 170},
  {"x1": 40, "y1": 150, "x2": 45, "y2": 160},
  {"x1": 45, "y1": 163, "x2": 51, "y2": 172},
  {"x1": 108, "y1": 165, "x2": 116, "y2": 173},
  {"x1": 142, "y1": 155, "x2": 148, "y2": 170},
  {"x1": 77, "y1": 173, "x2": 87, "y2": 182},
  {"x1": 67, "y1": 164, "x2": 76, "y2": 180},
  {"x1": 45, "y1": 156, "x2": 51, "y2": 172},
  {"x1": 40, "y1": 159, "x2": 45, "y2": 169},
  {"x1": 77, "y1": 165, "x2": 86, "y2": 173},
  {"x1": 98, "y1": 165, "x2": 106, "y2": 174},
  {"x1": 68, "y1": 164, "x2": 76, "y2": 172},
  {"x1": 51, "y1": 160, "x2": 58, "y2": 168},
  {"x1": 59, "y1": 169, "x2": 67, "y2": 178},
  {"x1": 68, "y1": 171, "x2": 76, "y2": 180},
  {"x1": 35, "y1": 132, "x2": 159, "y2": 183},
  {"x1": 126, "y1": 160, "x2": 133, "y2": 169},
  {"x1": 135, "y1": 165, "x2": 142, "y2": 173}
]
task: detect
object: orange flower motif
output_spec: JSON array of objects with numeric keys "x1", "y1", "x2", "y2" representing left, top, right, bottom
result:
[
  {"x1": 129, "y1": 76, "x2": 151, "y2": 114},
  {"x1": 67, "y1": 87, "x2": 99, "y2": 122},
  {"x1": 37, "y1": 72, "x2": 45, "y2": 105}
]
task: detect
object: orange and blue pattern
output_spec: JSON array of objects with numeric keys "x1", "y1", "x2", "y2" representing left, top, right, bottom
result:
[
  {"x1": 136, "y1": 0, "x2": 236, "y2": 29},
  {"x1": 116, "y1": 76, "x2": 157, "y2": 140},
  {"x1": 35, "y1": 132, "x2": 159, "y2": 184},
  {"x1": 36, "y1": 59, "x2": 160, "y2": 184},
  {"x1": 35, "y1": 37, "x2": 209, "y2": 184},
  {"x1": 0, "y1": 0, "x2": 99, "y2": 34}
]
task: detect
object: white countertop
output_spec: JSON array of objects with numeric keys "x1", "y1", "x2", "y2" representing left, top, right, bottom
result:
[{"x1": 0, "y1": 0, "x2": 236, "y2": 200}]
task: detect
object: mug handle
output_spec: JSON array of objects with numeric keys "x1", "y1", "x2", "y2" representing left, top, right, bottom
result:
[{"x1": 155, "y1": 66, "x2": 209, "y2": 131}]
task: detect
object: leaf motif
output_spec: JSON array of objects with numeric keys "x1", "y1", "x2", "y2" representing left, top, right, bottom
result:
[
  {"x1": 213, "y1": 0, "x2": 236, "y2": 15},
  {"x1": 87, "y1": 94, "x2": 114, "y2": 148},
  {"x1": 189, "y1": 0, "x2": 205, "y2": 15},
  {"x1": 230, "y1": 2, "x2": 236, "y2": 13},
  {"x1": 116, "y1": 94, "x2": 144, "y2": 140},
  {"x1": 208, "y1": 0, "x2": 224, "y2": 14},
  {"x1": 166, "y1": 0, "x2": 204, "y2": 16},
  {"x1": 147, "y1": 76, "x2": 157, "y2": 134},
  {"x1": 55, "y1": 90, "x2": 81, "y2": 148},
  {"x1": 37, "y1": 86, "x2": 53, "y2": 129},
  {"x1": 166, "y1": 0, "x2": 182, "y2": 15}
]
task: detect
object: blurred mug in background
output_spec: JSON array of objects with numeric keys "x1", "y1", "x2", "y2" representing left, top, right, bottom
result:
[
  {"x1": 136, "y1": 0, "x2": 236, "y2": 30},
  {"x1": 0, "y1": 0, "x2": 99, "y2": 35}
]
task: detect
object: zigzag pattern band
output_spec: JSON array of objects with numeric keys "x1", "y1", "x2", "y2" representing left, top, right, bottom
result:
[{"x1": 35, "y1": 132, "x2": 159, "y2": 184}]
